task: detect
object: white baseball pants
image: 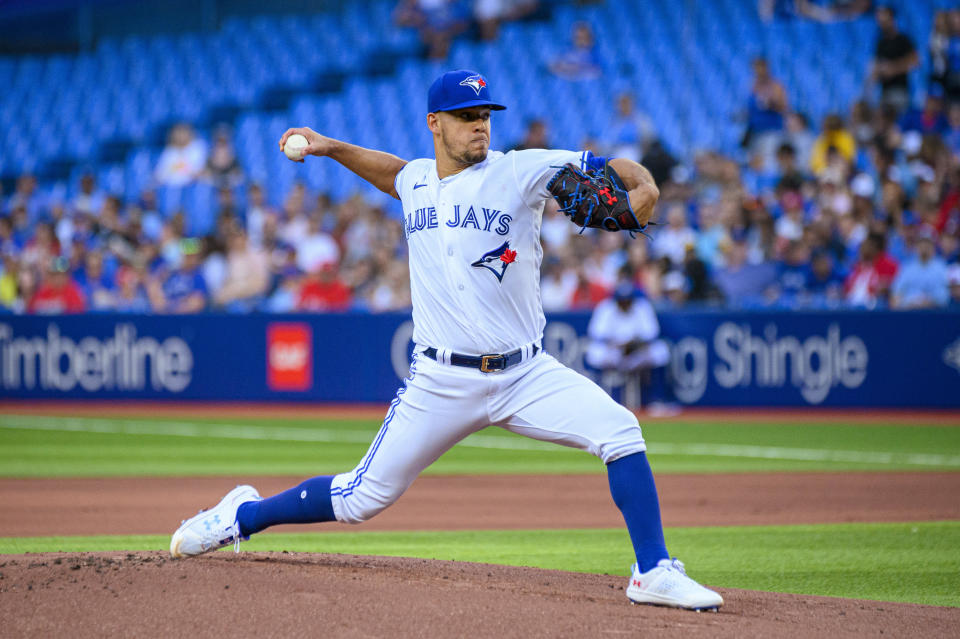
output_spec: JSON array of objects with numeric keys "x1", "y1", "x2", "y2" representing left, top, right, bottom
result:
[{"x1": 330, "y1": 349, "x2": 645, "y2": 524}]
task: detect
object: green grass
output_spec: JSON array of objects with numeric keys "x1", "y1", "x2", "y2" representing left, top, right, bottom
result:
[
  {"x1": 2, "y1": 522, "x2": 957, "y2": 607},
  {"x1": 1, "y1": 413, "x2": 959, "y2": 477}
]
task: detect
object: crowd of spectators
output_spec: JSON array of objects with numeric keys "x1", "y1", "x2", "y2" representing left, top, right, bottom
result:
[
  {"x1": 0, "y1": 170, "x2": 411, "y2": 314},
  {"x1": 3, "y1": 4, "x2": 960, "y2": 315}
]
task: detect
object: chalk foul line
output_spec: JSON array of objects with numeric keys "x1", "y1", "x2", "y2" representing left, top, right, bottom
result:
[{"x1": 1, "y1": 415, "x2": 958, "y2": 467}]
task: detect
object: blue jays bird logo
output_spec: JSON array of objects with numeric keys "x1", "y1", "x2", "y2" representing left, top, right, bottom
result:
[
  {"x1": 471, "y1": 241, "x2": 517, "y2": 283},
  {"x1": 459, "y1": 75, "x2": 487, "y2": 95}
]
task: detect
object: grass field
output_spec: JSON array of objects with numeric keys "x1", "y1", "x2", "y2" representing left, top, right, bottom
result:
[
  {"x1": 2, "y1": 413, "x2": 960, "y2": 476},
  {"x1": 2, "y1": 410, "x2": 959, "y2": 608}
]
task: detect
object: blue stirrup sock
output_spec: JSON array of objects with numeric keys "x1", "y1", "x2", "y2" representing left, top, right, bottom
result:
[
  {"x1": 236, "y1": 475, "x2": 336, "y2": 537},
  {"x1": 607, "y1": 451, "x2": 670, "y2": 573}
]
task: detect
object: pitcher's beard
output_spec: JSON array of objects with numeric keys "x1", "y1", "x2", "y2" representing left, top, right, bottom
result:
[
  {"x1": 458, "y1": 148, "x2": 487, "y2": 165},
  {"x1": 442, "y1": 135, "x2": 488, "y2": 168}
]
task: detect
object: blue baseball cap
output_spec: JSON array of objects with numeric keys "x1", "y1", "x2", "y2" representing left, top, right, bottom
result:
[
  {"x1": 613, "y1": 281, "x2": 636, "y2": 301},
  {"x1": 427, "y1": 70, "x2": 507, "y2": 113}
]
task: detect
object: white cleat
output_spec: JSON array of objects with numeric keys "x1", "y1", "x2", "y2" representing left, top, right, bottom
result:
[
  {"x1": 170, "y1": 485, "x2": 261, "y2": 558},
  {"x1": 625, "y1": 558, "x2": 724, "y2": 611}
]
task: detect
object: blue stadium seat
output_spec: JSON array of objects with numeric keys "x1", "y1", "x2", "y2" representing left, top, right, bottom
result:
[{"x1": 0, "y1": 0, "x2": 947, "y2": 200}]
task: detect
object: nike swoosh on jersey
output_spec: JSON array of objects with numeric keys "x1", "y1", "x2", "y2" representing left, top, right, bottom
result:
[{"x1": 413, "y1": 183, "x2": 428, "y2": 189}]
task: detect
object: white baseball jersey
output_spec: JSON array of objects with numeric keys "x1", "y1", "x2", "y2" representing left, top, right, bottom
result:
[
  {"x1": 586, "y1": 297, "x2": 671, "y2": 371},
  {"x1": 394, "y1": 149, "x2": 594, "y2": 354}
]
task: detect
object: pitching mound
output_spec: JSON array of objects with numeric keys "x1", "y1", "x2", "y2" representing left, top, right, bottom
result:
[{"x1": 1, "y1": 552, "x2": 957, "y2": 638}]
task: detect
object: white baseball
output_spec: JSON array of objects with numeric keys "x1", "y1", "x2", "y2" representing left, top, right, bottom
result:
[{"x1": 284, "y1": 134, "x2": 309, "y2": 161}]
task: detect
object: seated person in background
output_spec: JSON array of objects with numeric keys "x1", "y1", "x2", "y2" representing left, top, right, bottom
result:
[
  {"x1": 509, "y1": 119, "x2": 550, "y2": 151},
  {"x1": 660, "y1": 270, "x2": 689, "y2": 308},
  {"x1": 204, "y1": 125, "x2": 244, "y2": 188},
  {"x1": 845, "y1": 232, "x2": 899, "y2": 308},
  {"x1": 214, "y1": 229, "x2": 270, "y2": 312},
  {"x1": 114, "y1": 264, "x2": 152, "y2": 313},
  {"x1": 713, "y1": 234, "x2": 779, "y2": 306},
  {"x1": 298, "y1": 262, "x2": 352, "y2": 312},
  {"x1": 773, "y1": 142, "x2": 805, "y2": 194},
  {"x1": 394, "y1": 0, "x2": 469, "y2": 60},
  {"x1": 157, "y1": 238, "x2": 208, "y2": 313},
  {"x1": 810, "y1": 114, "x2": 856, "y2": 176},
  {"x1": 743, "y1": 57, "x2": 788, "y2": 169},
  {"x1": 898, "y1": 89, "x2": 949, "y2": 136},
  {"x1": 155, "y1": 123, "x2": 208, "y2": 187},
  {"x1": 652, "y1": 203, "x2": 697, "y2": 268},
  {"x1": 891, "y1": 229, "x2": 949, "y2": 309},
  {"x1": 549, "y1": 22, "x2": 601, "y2": 81},
  {"x1": 73, "y1": 250, "x2": 116, "y2": 311},
  {"x1": 586, "y1": 282, "x2": 671, "y2": 411},
  {"x1": 805, "y1": 249, "x2": 845, "y2": 306},
  {"x1": 774, "y1": 239, "x2": 810, "y2": 306},
  {"x1": 27, "y1": 257, "x2": 86, "y2": 314},
  {"x1": 73, "y1": 172, "x2": 105, "y2": 218},
  {"x1": 605, "y1": 93, "x2": 656, "y2": 162},
  {"x1": 569, "y1": 265, "x2": 609, "y2": 309},
  {"x1": 473, "y1": 0, "x2": 540, "y2": 41}
]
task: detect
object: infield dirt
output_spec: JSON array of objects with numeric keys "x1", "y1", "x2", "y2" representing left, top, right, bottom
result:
[
  {"x1": 1, "y1": 471, "x2": 959, "y2": 536},
  {"x1": 2, "y1": 470, "x2": 959, "y2": 637},
  {"x1": 1, "y1": 551, "x2": 958, "y2": 638}
]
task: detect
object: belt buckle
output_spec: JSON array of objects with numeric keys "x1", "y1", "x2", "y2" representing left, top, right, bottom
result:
[{"x1": 480, "y1": 354, "x2": 504, "y2": 373}]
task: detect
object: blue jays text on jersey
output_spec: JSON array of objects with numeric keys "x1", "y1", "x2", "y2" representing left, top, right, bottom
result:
[{"x1": 403, "y1": 204, "x2": 512, "y2": 238}]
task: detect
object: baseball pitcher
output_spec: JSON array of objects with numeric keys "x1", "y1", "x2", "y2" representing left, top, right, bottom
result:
[{"x1": 170, "y1": 70, "x2": 722, "y2": 611}]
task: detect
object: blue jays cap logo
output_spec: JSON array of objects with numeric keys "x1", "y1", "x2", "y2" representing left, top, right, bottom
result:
[
  {"x1": 471, "y1": 241, "x2": 517, "y2": 283},
  {"x1": 428, "y1": 69, "x2": 506, "y2": 113},
  {"x1": 459, "y1": 74, "x2": 487, "y2": 96}
]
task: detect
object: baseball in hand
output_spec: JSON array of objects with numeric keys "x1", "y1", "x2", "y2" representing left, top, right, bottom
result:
[{"x1": 283, "y1": 134, "x2": 309, "y2": 161}]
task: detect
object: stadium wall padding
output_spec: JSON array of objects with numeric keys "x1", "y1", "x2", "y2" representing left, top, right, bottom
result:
[{"x1": 0, "y1": 311, "x2": 958, "y2": 407}]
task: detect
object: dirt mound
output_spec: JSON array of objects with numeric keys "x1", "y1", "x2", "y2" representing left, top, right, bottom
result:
[{"x1": 1, "y1": 552, "x2": 956, "y2": 638}]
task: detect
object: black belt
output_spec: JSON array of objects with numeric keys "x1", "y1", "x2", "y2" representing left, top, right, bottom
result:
[{"x1": 422, "y1": 345, "x2": 539, "y2": 373}]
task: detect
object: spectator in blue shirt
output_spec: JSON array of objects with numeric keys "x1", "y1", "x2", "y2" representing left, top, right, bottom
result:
[
  {"x1": 891, "y1": 230, "x2": 949, "y2": 308},
  {"x1": 5, "y1": 174, "x2": 45, "y2": 222},
  {"x1": 605, "y1": 93, "x2": 656, "y2": 161},
  {"x1": 744, "y1": 57, "x2": 788, "y2": 169},
  {"x1": 114, "y1": 265, "x2": 152, "y2": 313},
  {"x1": 158, "y1": 238, "x2": 208, "y2": 313},
  {"x1": 73, "y1": 250, "x2": 116, "y2": 311},
  {"x1": 775, "y1": 240, "x2": 811, "y2": 305},
  {"x1": 805, "y1": 249, "x2": 845, "y2": 306},
  {"x1": 9, "y1": 204, "x2": 32, "y2": 248},
  {"x1": 713, "y1": 234, "x2": 779, "y2": 306},
  {"x1": 549, "y1": 22, "x2": 601, "y2": 81},
  {"x1": 898, "y1": 91, "x2": 949, "y2": 136}
]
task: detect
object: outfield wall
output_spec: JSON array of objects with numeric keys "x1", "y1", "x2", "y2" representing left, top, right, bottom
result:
[{"x1": 1, "y1": 311, "x2": 958, "y2": 407}]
